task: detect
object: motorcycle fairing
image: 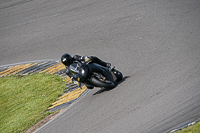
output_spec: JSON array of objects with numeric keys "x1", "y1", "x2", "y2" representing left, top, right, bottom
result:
[{"x1": 69, "y1": 62, "x2": 89, "y2": 82}]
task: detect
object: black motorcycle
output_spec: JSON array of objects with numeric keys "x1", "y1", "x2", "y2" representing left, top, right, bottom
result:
[{"x1": 69, "y1": 61, "x2": 123, "y2": 89}]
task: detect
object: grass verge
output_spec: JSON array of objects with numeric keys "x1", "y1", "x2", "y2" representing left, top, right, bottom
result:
[
  {"x1": 0, "y1": 73, "x2": 67, "y2": 133},
  {"x1": 178, "y1": 120, "x2": 200, "y2": 133}
]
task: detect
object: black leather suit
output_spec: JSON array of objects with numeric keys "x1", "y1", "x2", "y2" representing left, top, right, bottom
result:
[{"x1": 65, "y1": 55, "x2": 110, "y2": 78}]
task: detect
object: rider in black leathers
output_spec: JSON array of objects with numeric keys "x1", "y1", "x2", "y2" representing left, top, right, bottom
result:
[{"x1": 61, "y1": 53, "x2": 111, "y2": 88}]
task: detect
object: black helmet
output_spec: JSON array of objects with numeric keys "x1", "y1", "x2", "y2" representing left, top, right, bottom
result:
[{"x1": 61, "y1": 53, "x2": 73, "y2": 66}]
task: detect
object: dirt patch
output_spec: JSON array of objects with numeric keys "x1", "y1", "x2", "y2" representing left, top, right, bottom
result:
[{"x1": 25, "y1": 109, "x2": 65, "y2": 133}]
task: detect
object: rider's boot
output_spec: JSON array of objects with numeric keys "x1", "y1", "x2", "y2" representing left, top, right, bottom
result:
[{"x1": 86, "y1": 85, "x2": 94, "y2": 89}]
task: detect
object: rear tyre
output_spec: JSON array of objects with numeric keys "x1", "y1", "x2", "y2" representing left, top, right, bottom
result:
[{"x1": 90, "y1": 76, "x2": 115, "y2": 89}]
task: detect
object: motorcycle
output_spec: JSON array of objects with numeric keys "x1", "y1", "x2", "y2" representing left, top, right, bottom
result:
[{"x1": 69, "y1": 61, "x2": 123, "y2": 89}]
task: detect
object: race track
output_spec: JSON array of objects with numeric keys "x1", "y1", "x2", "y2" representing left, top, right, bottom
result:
[{"x1": 1, "y1": 0, "x2": 200, "y2": 132}]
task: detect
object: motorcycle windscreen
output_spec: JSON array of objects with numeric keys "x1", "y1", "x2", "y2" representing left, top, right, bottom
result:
[
  {"x1": 69, "y1": 62, "x2": 81, "y2": 74},
  {"x1": 69, "y1": 62, "x2": 89, "y2": 82}
]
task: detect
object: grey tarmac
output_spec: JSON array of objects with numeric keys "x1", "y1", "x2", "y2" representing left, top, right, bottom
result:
[{"x1": 0, "y1": 0, "x2": 200, "y2": 133}]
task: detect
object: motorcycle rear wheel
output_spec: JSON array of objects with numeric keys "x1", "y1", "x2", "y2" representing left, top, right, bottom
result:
[{"x1": 91, "y1": 76, "x2": 115, "y2": 89}]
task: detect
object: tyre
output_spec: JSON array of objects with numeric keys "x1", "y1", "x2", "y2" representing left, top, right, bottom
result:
[{"x1": 90, "y1": 76, "x2": 115, "y2": 89}]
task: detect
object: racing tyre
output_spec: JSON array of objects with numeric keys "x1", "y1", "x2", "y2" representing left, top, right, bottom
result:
[{"x1": 91, "y1": 76, "x2": 115, "y2": 89}]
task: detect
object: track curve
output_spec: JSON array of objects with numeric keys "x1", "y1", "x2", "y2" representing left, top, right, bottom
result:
[{"x1": 1, "y1": 0, "x2": 200, "y2": 132}]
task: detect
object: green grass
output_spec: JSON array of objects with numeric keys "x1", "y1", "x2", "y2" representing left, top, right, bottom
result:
[
  {"x1": 0, "y1": 73, "x2": 67, "y2": 133},
  {"x1": 178, "y1": 121, "x2": 200, "y2": 133}
]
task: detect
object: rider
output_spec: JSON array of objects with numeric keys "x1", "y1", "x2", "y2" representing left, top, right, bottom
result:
[{"x1": 61, "y1": 53, "x2": 111, "y2": 88}]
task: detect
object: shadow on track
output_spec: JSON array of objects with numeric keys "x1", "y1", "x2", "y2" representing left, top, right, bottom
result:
[{"x1": 93, "y1": 76, "x2": 130, "y2": 95}]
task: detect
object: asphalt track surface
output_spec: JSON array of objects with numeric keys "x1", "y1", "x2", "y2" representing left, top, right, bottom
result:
[{"x1": 1, "y1": 0, "x2": 200, "y2": 133}]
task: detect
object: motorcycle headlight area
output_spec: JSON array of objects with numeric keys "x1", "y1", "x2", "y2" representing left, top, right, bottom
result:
[{"x1": 69, "y1": 64, "x2": 80, "y2": 74}]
